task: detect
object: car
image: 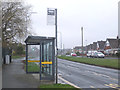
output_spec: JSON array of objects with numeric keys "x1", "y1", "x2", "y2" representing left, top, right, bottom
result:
[
  {"x1": 93, "y1": 52, "x2": 105, "y2": 58},
  {"x1": 87, "y1": 51, "x2": 97, "y2": 57},
  {"x1": 87, "y1": 52, "x2": 91, "y2": 57},
  {"x1": 71, "y1": 53, "x2": 77, "y2": 56}
]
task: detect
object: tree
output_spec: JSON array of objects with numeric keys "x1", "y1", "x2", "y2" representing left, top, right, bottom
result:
[
  {"x1": 2, "y1": 2, "x2": 32, "y2": 58},
  {"x1": 76, "y1": 52, "x2": 80, "y2": 56},
  {"x1": 16, "y1": 44, "x2": 24, "y2": 55},
  {"x1": 2, "y1": 2, "x2": 32, "y2": 48}
]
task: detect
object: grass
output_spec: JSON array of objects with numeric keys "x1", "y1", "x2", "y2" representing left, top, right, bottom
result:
[
  {"x1": 38, "y1": 84, "x2": 77, "y2": 89},
  {"x1": 27, "y1": 62, "x2": 40, "y2": 72},
  {"x1": 58, "y1": 56, "x2": 119, "y2": 69},
  {"x1": 24, "y1": 61, "x2": 40, "y2": 72},
  {"x1": 12, "y1": 55, "x2": 35, "y2": 59},
  {"x1": 12, "y1": 55, "x2": 25, "y2": 59}
]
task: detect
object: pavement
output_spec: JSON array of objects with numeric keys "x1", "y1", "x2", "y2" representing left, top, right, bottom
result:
[
  {"x1": 2, "y1": 58, "x2": 41, "y2": 88},
  {"x1": 58, "y1": 58, "x2": 120, "y2": 89},
  {"x1": 2, "y1": 58, "x2": 66, "y2": 88}
]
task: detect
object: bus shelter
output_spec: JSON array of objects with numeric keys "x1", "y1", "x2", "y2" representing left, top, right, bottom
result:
[{"x1": 25, "y1": 36, "x2": 55, "y2": 81}]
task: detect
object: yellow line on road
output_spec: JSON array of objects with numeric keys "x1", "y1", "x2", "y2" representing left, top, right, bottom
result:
[
  {"x1": 104, "y1": 84, "x2": 120, "y2": 88},
  {"x1": 90, "y1": 86, "x2": 95, "y2": 88}
]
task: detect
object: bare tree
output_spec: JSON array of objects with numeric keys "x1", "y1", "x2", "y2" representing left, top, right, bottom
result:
[{"x1": 2, "y1": 2, "x2": 32, "y2": 47}]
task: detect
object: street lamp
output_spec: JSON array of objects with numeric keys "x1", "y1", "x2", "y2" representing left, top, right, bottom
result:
[
  {"x1": 85, "y1": 40, "x2": 87, "y2": 54},
  {"x1": 81, "y1": 27, "x2": 84, "y2": 58}
]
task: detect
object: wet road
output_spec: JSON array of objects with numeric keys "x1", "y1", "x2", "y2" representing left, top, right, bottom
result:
[{"x1": 58, "y1": 58, "x2": 119, "y2": 88}]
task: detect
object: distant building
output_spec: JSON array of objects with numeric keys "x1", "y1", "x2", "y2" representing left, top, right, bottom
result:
[
  {"x1": 104, "y1": 38, "x2": 119, "y2": 54},
  {"x1": 97, "y1": 41, "x2": 106, "y2": 53},
  {"x1": 86, "y1": 45, "x2": 91, "y2": 51},
  {"x1": 73, "y1": 46, "x2": 86, "y2": 54},
  {"x1": 73, "y1": 46, "x2": 81, "y2": 53},
  {"x1": 93, "y1": 42, "x2": 97, "y2": 50},
  {"x1": 58, "y1": 48, "x2": 73, "y2": 55}
]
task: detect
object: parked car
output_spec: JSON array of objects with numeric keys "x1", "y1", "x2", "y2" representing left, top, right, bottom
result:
[
  {"x1": 87, "y1": 52, "x2": 91, "y2": 57},
  {"x1": 87, "y1": 51, "x2": 97, "y2": 57},
  {"x1": 93, "y1": 52, "x2": 105, "y2": 58},
  {"x1": 71, "y1": 53, "x2": 77, "y2": 56}
]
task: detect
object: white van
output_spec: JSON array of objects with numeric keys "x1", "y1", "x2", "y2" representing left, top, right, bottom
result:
[
  {"x1": 87, "y1": 51, "x2": 97, "y2": 57},
  {"x1": 93, "y1": 52, "x2": 105, "y2": 58}
]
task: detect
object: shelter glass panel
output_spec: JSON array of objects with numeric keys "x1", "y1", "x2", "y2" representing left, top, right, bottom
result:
[{"x1": 27, "y1": 45, "x2": 40, "y2": 73}]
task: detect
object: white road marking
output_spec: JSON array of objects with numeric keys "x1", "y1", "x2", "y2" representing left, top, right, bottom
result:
[
  {"x1": 91, "y1": 72, "x2": 118, "y2": 81},
  {"x1": 58, "y1": 75, "x2": 80, "y2": 88}
]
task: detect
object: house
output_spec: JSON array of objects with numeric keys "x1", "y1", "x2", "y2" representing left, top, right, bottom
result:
[
  {"x1": 93, "y1": 42, "x2": 97, "y2": 50},
  {"x1": 60, "y1": 48, "x2": 73, "y2": 55},
  {"x1": 97, "y1": 40, "x2": 106, "y2": 53},
  {"x1": 89, "y1": 44, "x2": 93, "y2": 51},
  {"x1": 104, "y1": 38, "x2": 119, "y2": 55},
  {"x1": 73, "y1": 46, "x2": 86, "y2": 54},
  {"x1": 73, "y1": 46, "x2": 81, "y2": 53},
  {"x1": 86, "y1": 45, "x2": 91, "y2": 51}
]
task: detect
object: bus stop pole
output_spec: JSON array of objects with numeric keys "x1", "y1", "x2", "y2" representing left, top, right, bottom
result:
[{"x1": 55, "y1": 9, "x2": 58, "y2": 84}]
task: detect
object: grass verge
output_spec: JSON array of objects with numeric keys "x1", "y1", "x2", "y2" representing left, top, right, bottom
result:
[
  {"x1": 58, "y1": 56, "x2": 119, "y2": 69},
  {"x1": 38, "y1": 84, "x2": 77, "y2": 89},
  {"x1": 23, "y1": 60, "x2": 40, "y2": 72},
  {"x1": 27, "y1": 62, "x2": 40, "y2": 72},
  {"x1": 12, "y1": 55, "x2": 25, "y2": 59}
]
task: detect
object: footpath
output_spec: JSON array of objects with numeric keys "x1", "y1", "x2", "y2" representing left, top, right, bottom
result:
[
  {"x1": 2, "y1": 58, "x2": 41, "y2": 88},
  {"x1": 2, "y1": 58, "x2": 65, "y2": 88}
]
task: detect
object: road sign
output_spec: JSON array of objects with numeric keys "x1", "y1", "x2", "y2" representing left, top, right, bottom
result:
[{"x1": 47, "y1": 8, "x2": 56, "y2": 25}]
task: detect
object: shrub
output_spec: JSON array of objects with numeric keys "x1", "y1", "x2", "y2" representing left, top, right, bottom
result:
[{"x1": 76, "y1": 52, "x2": 80, "y2": 56}]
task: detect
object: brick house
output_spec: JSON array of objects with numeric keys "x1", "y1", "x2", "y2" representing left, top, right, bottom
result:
[
  {"x1": 104, "y1": 38, "x2": 119, "y2": 55},
  {"x1": 97, "y1": 41, "x2": 106, "y2": 53}
]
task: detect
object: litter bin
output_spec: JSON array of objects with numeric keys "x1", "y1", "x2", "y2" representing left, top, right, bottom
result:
[{"x1": 5, "y1": 55, "x2": 10, "y2": 64}]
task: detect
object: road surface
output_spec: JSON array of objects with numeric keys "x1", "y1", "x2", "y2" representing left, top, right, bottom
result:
[{"x1": 58, "y1": 58, "x2": 119, "y2": 88}]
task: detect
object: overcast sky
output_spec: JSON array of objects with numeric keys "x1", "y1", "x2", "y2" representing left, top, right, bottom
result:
[{"x1": 25, "y1": 0, "x2": 119, "y2": 49}]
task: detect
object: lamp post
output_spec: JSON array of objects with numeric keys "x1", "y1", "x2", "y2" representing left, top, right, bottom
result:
[
  {"x1": 85, "y1": 40, "x2": 87, "y2": 54},
  {"x1": 81, "y1": 27, "x2": 83, "y2": 58},
  {"x1": 55, "y1": 9, "x2": 58, "y2": 84}
]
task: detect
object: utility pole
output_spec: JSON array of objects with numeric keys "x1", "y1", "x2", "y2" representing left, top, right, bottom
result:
[
  {"x1": 55, "y1": 9, "x2": 58, "y2": 84},
  {"x1": 85, "y1": 40, "x2": 87, "y2": 54},
  {"x1": 81, "y1": 27, "x2": 83, "y2": 58},
  {"x1": 63, "y1": 44, "x2": 64, "y2": 55}
]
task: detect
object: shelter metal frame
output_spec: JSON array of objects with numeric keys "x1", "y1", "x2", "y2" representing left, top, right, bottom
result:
[{"x1": 25, "y1": 36, "x2": 55, "y2": 80}]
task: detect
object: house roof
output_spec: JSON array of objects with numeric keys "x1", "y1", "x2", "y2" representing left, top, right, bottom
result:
[
  {"x1": 74, "y1": 46, "x2": 81, "y2": 49},
  {"x1": 97, "y1": 41, "x2": 106, "y2": 50},
  {"x1": 107, "y1": 39, "x2": 119, "y2": 49},
  {"x1": 74, "y1": 46, "x2": 86, "y2": 50},
  {"x1": 86, "y1": 45, "x2": 90, "y2": 50},
  {"x1": 93, "y1": 42, "x2": 97, "y2": 50},
  {"x1": 90, "y1": 44, "x2": 93, "y2": 49}
]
